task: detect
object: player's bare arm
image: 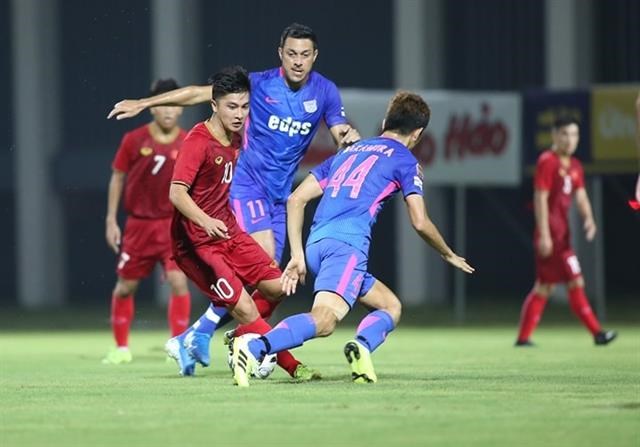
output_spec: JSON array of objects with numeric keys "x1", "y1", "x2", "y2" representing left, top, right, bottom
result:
[
  {"x1": 105, "y1": 169, "x2": 126, "y2": 253},
  {"x1": 405, "y1": 194, "x2": 474, "y2": 274},
  {"x1": 329, "y1": 123, "x2": 361, "y2": 147},
  {"x1": 169, "y1": 182, "x2": 229, "y2": 240},
  {"x1": 281, "y1": 174, "x2": 324, "y2": 295},
  {"x1": 534, "y1": 188, "x2": 553, "y2": 257},
  {"x1": 108, "y1": 85, "x2": 210, "y2": 120},
  {"x1": 575, "y1": 187, "x2": 596, "y2": 241}
]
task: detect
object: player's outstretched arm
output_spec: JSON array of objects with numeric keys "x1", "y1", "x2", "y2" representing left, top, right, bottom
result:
[
  {"x1": 107, "y1": 85, "x2": 211, "y2": 120},
  {"x1": 575, "y1": 188, "x2": 596, "y2": 241},
  {"x1": 281, "y1": 174, "x2": 324, "y2": 295},
  {"x1": 169, "y1": 182, "x2": 229, "y2": 240},
  {"x1": 404, "y1": 194, "x2": 474, "y2": 274},
  {"x1": 105, "y1": 170, "x2": 126, "y2": 253}
]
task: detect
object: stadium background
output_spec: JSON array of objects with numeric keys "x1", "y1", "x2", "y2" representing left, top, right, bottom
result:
[{"x1": 1, "y1": 0, "x2": 638, "y2": 322}]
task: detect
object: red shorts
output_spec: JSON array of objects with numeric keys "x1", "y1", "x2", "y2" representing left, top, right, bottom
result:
[
  {"x1": 173, "y1": 231, "x2": 281, "y2": 306},
  {"x1": 117, "y1": 216, "x2": 180, "y2": 279},
  {"x1": 535, "y1": 247, "x2": 582, "y2": 284}
]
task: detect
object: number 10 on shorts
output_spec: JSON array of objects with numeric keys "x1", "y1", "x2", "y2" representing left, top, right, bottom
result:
[{"x1": 210, "y1": 278, "x2": 234, "y2": 300}]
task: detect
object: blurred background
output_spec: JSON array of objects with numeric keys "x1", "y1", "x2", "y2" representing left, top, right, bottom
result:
[{"x1": 2, "y1": 0, "x2": 638, "y2": 327}]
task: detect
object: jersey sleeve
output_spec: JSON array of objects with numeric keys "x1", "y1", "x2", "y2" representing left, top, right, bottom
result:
[
  {"x1": 111, "y1": 132, "x2": 136, "y2": 172},
  {"x1": 397, "y1": 158, "x2": 424, "y2": 198},
  {"x1": 323, "y1": 81, "x2": 348, "y2": 128},
  {"x1": 534, "y1": 154, "x2": 555, "y2": 191},
  {"x1": 309, "y1": 156, "x2": 335, "y2": 190},
  {"x1": 172, "y1": 137, "x2": 205, "y2": 187}
]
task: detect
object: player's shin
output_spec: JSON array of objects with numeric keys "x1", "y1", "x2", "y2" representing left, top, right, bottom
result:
[{"x1": 354, "y1": 310, "x2": 395, "y2": 352}]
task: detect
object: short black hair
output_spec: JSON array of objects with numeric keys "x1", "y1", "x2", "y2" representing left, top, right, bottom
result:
[
  {"x1": 208, "y1": 65, "x2": 251, "y2": 101},
  {"x1": 552, "y1": 115, "x2": 580, "y2": 130},
  {"x1": 382, "y1": 91, "x2": 431, "y2": 135},
  {"x1": 279, "y1": 23, "x2": 317, "y2": 49},
  {"x1": 149, "y1": 78, "x2": 180, "y2": 96}
]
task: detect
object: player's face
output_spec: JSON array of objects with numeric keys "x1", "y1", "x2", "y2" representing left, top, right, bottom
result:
[
  {"x1": 278, "y1": 38, "x2": 317, "y2": 87},
  {"x1": 211, "y1": 92, "x2": 250, "y2": 133},
  {"x1": 150, "y1": 105, "x2": 183, "y2": 131},
  {"x1": 552, "y1": 123, "x2": 580, "y2": 156}
]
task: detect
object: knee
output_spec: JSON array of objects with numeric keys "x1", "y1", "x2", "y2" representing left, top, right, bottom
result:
[
  {"x1": 534, "y1": 282, "x2": 554, "y2": 297},
  {"x1": 167, "y1": 273, "x2": 189, "y2": 295},
  {"x1": 113, "y1": 280, "x2": 137, "y2": 297},
  {"x1": 384, "y1": 299, "x2": 402, "y2": 326},
  {"x1": 310, "y1": 307, "x2": 340, "y2": 337}
]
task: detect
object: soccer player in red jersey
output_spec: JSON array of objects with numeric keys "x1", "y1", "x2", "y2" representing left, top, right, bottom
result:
[
  {"x1": 166, "y1": 66, "x2": 312, "y2": 384},
  {"x1": 515, "y1": 117, "x2": 617, "y2": 347},
  {"x1": 103, "y1": 79, "x2": 191, "y2": 365}
]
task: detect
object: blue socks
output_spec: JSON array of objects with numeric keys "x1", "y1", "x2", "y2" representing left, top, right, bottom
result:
[
  {"x1": 249, "y1": 313, "x2": 317, "y2": 358},
  {"x1": 182, "y1": 304, "x2": 231, "y2": 338},
  {"x1": 355, "y1": 310, "x2": 395, "y2": 352}
]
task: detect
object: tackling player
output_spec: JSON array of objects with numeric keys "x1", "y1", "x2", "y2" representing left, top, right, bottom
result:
[
  {"x1": 165, "y1": 66, "x2": 314, "y2": 383},
  {"x1": 232, "y1": 92, "x2": 474, "y2": 386},
  {"x1": 103, "y1": 79, "x2": 191, "y2": 365}
]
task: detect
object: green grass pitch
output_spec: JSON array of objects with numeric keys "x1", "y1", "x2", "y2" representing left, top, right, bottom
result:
[{"x1": 1, "y1": 326, "x2": 638, "y2": 447}]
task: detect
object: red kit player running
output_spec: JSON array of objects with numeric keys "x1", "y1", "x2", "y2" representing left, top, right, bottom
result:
[
  {"x1": 166, "y1": 66, "x2": 314, "y2": 384},
  {"x1": 103, "y1": 79, "x2": 191, "y2": 365},
  {"x1": 515, "y1": 117, "x2": 617, "y2": 347}
]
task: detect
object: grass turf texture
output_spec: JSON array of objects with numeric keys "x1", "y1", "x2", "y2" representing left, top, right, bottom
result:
[{"x1": 1, "y1": 326, "x2": 638, "y2": 447}]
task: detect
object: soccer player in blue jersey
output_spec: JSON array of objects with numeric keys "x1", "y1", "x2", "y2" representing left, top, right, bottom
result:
[
  {"x1": 108, "y1": 23, "x2": 359, "y2": 378},
  {"x1": 230, "y1": 92, "x2": 475, "y2": 386}
]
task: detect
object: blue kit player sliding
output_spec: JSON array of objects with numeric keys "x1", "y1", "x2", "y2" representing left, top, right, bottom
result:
[{"x1": 231, "y1": 91, "x2": 475, "y2": 386}]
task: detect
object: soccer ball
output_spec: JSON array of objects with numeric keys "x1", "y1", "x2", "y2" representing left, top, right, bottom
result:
[{"x1": 227, "y1": 333, "x2": 277, "y2": 380}]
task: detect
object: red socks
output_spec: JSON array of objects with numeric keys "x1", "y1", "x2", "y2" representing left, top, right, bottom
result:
[
  {"x1": 568, "y1": 286, "x2": 601, "y2": 335},
  {"x1": 252, "y1": 290, "x2": 279, "y2": 319},
  {"x1": 168, "y1": 293, "x2": 191, "y2": 336},
  {"x1": 111, "y1": 294, "x2": 134, "y2": 347},
  {"x1": 517, "y1": 291, "x2": 547, "y2": 342},
  {"x1": 235, "y1": 316, "x2": 301, "y2": 377}
]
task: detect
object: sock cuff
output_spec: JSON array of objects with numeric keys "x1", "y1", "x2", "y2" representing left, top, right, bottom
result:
[{"x1": 170, "y1": 293, "x2": 191, "y2": 301}]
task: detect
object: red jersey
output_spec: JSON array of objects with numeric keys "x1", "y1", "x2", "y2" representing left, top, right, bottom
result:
[
  {"x1": 171, "y1": 122, "x2": 242, "y2": 247},
  {"x1": 533, "y1": 150, "x2": 585, "y2": 246},
  {"x1": 112, "y1": 124, "x2": 186, "y2": 219}
]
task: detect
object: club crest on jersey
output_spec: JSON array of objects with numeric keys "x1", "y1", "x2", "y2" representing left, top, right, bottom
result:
[
  {"x1": 303, "y1": 99, "x2": 317, "y2": 113},
  {"x1": 140, "y1": 147, "x2": 153, "y2": 156},
  {"x1": 215, "y1": 156, "x2": 224, "y2": 165}
]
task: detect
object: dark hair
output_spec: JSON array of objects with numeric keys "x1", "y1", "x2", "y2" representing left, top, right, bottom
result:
[
  {"x1": 208, "y1": 65, "x2": 251, "y2": 101},
  {"x1": 279, "y1": 23, "x2": 317, "y2": 49},
  {"x1": 382, "y1": 91, "x2": 431, "y2": 135},
  {"x1": 149, "y1": 78, "x2": 180, "y2": 96},
  {"x1": 552, "y1": 115, "x2": 580, "y2": 130}
]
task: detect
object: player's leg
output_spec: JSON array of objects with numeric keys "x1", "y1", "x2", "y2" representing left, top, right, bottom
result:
[
  {"x1": 165, "y1": 267, "x2": 191, "y2": 336},
  {"x1": 234, "y1": 290, "x2": 348, "y2": 386},
  {"x1": 515, "y1": 281, "x2": 552, "y2": 346},
  {"x1": 177, "y1": 191, "x2": 280, "y2": 359},
  {"x1": 565, "y1": 272, "x2": 617, "y2": 345},
  {"x1": 243, "y1": 239, "x2": 361, "y2": 364},
  {"x1": 103, "y1": 277, "x2": 139, "y2": 364},
  {"x1": 341, "y1": 277, "x2": 399, "y2": 383}
]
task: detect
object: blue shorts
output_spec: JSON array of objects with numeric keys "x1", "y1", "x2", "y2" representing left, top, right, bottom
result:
[
  {"x1": 230, "y1": 177, "x2": 286, "y2": 264},
  {"x1": 306, "y1": 238, "x2": 376, "y2": 308}
]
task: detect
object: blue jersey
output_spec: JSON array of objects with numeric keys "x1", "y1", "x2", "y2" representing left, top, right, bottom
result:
[
  {"x1": 234, "y1": 68, "x2": 347, "y2": 202},
  {"x1": 308, "y1": 137, "x2": 424, "y2": 253}
]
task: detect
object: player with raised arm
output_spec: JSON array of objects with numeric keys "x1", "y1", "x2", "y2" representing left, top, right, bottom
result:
[
  {"x1": 108, "y1": 23, "x2": 358, "y2": 376},
  {"x1": 165, "y1": 66, "x2": 313, "y2": 384},
  {"x1": 515, "y1": 117, "x2": 617, "y2": 347},
  {"x1": 103, "y1": 79, "x2": 191, "y2": 365},
  {"x1": 231, "y1": 92, "x2": 474, "y2": 386}
]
